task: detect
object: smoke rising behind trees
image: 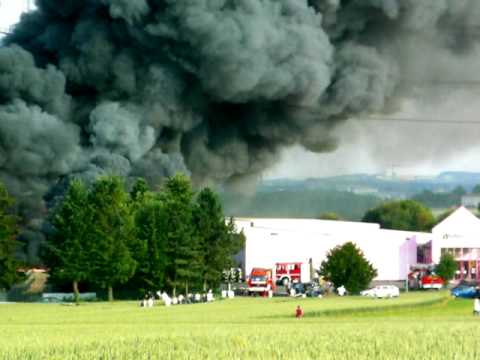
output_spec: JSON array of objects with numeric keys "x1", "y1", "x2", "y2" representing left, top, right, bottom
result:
[{"x1": 1, "y1": 1, "x2": 480, "y2": 259}]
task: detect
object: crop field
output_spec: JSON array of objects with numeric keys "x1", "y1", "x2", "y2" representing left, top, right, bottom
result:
[{"x1": 0, "y1": 291, "x2": 478, "y2": 359}]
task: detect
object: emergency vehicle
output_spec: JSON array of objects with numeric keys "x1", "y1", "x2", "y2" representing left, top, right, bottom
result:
[
  {"x1": 275, "y1": 262, "x2": 311, "y2": 285},
  {"x1": 247, "y1": 268, "x2": 275, "y2": 295},
  {"x1": 420, "y1": 274, "x2": 444, "y2": 289}
]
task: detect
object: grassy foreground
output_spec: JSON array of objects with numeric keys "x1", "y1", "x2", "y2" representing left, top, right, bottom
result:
[{"x1": 0, "y1": 291, "x2": 478, "y2": 359}]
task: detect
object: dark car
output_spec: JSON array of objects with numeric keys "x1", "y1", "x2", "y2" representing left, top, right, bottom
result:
[
  {"x1": 451, "y1": 284, "x2": 480, "y2": 299},
  {"x1": 292, "y1": 282, "x2": 323, "y2": 297}
]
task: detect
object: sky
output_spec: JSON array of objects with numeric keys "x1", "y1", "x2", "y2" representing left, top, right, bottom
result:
[
  {"x1": 0, "y1": 0, "x2": 30, "y2": 34},
  {"x1": 1, "y1": 2, "x2": 480, "y2": 180},
  {"x1": 265, "y1": 88, "x2": 480, "y2": 179}
]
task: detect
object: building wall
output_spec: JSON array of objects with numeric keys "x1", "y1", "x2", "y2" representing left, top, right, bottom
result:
[
  {"x1": 461, "y1": 195, "x2": 480, "y2": 209},
  {"x1": 235, "y1": 218, "x2": 425, "y2": 282},
  {"x1": 234, "y1": 207, "x2": 480, "y2": 284}
]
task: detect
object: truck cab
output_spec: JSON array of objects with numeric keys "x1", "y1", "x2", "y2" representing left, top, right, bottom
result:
[{"x1": 247, "y1": 268, "x2": 275, "y2": 295}]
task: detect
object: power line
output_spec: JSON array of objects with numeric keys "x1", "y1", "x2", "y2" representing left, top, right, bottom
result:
[
  {"x1": 405, "y1": 80, "x2": 480, "y2": 87},
  {"x1": 285, "y1": 104, "x2": 480, "y2": 125},
  {"x1": 358, "y1": 117, "x2": 480, "y2": 125}
]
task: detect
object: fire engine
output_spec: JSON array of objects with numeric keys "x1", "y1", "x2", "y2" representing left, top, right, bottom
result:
[
  {"x1": 247, "y1": 268, "x2": 275, "y2": 296},
  {"x1": 275, "y1": 262, "x2": 310, "y2": 285},
  {"x1": 420, "y1": 274, "x2": 443, "y2": 289},
  {"x1": 409, "y1": 267, "x2": 444, "y2": 290}
]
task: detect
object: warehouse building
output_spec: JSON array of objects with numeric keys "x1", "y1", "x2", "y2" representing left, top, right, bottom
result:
[{"x1": 234, "y1": 207, "x2": 480, "y2": 286}]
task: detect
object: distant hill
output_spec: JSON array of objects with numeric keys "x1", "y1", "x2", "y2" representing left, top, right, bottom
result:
[
  {"x1": 259, "y1": 172, "x2": 480, "y2": 199},
  {"x1": 220, "y1": 188, "x2": 382, "y2": 221},
  {"x1": 220, "y1": 172, "x2": 480, "y2": 220}
]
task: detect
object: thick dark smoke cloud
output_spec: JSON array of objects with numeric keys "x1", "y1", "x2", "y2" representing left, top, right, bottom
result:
[{"x1": 1, "y1": 0, "x2": 479, "y2": 261}]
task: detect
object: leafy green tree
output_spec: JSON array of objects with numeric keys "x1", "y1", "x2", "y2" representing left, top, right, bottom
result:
[
  {"x1": 130, "y1": 178, "x2": 149, "y2": 205},
  {"x1": 435, "y1": 253, "x2": 457, "y2": 284},
  {"x1": 88, "y1": 176, "x2": 137, "y2": 301},
  {"x1": 133, "y1": 195, "x2": 165, "y2": 294},
  {"x1": 46, "y1": 180, "x2": 92, "y2": 302},
  {"x1": 362, "y1": 200, "x2": 435, "y2": 231},
  {"x1": 435, "y1": 208, "x2": 456, "y2": 225},
  {"x1": 123, "y1": 178, "x2": 151, "y2": 295},
  {"x1": 318, "y1": 212, "x2": 341, "y2": 220},
  {"x1": 473, "y1": 184, "x2": 480, "y2": 194},
  {"x1": 452, "y1": 186, "x2": 466, "y2": 196},
  {"x1": 194, "y1": 188, "x2": 245, "y2": 290},
  {"x1": 0, "y1": 183, "x2": 20, "y2": 290},
  {"x1": 319, "y1": 242, "x2": 377, "y2": 294},
  {"x1": 162, "y1": 174, "x2": 201, "y2": 296}
]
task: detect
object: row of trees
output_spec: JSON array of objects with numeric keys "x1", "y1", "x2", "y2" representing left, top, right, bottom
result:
[
  {"x1": 315, "y1": 199, "x2": 447, "y2": 231},
  {"x1": 362, "y1": 200, "x2": 435, "y2": 231},
  {"x1": 0, "y1": 184, "x2": 20, "y2": 291},
  {"x1": 46, "y1": 174, "x2": 244, "y2": 301},
  {"x1": 411, "y1": 186, "x2": 467, "y2": 209}
]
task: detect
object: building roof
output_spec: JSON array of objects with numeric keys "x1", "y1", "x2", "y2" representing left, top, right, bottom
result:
[
  {"x1": 432, "y1": 206, "x2": 480, "y2": 236},
  {"x1": 234, "y1": 217, "x2": 380, "y2": 234},
  {"x1": 462, "y1": 194, "x2": 480, "y2": 199}
]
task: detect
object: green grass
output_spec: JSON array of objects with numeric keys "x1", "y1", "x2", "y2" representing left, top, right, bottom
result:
[{"x1": 0, "y1": 291, "x2": 478, "y2": 359}]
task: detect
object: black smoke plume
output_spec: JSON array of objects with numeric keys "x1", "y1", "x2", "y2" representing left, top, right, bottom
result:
[{"x1": 1, "y1": 0, "x2": 478, "y2": 261}]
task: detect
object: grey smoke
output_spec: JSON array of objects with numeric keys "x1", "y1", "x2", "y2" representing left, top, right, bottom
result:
[{"x1": 1, "y1": 0, "x2": 479, "y2": 260}]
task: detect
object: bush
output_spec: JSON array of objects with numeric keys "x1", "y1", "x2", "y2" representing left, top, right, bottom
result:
[
  {"x1": 435, "y1": 253, "x2": 457, "y2": 284},
  {"x1": 319, "y1": 242, "x2": 377, "y2": 294}
]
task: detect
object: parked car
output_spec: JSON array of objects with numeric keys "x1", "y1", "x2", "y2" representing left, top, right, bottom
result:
[
  {"x1": 360, "y1": 285, "x2": 400, "y2": 298},
  {"x1": 291, "y1": 282, "x2": 323, "y2": 297},
  {"x1": 451, "y1": 284, "x2": 480, "y2": 299}
]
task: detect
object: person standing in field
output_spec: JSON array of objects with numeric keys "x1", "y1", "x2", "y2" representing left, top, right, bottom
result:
[
  {"x1": 296, "y1": 305, "x2": 304, "y2": 319},
  {"x1": 474, "y1": 297, "x2": 480, "y2": 316}
]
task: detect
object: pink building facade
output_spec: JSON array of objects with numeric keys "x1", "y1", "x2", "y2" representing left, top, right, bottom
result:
[{"x1": 431, "y1": 207, "x2": 480, "y2": 283}]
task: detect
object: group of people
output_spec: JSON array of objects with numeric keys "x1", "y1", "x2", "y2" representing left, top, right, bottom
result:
[
  {"x1": 153, "y1": 290, "x2": 215, "y2": 307},
  {"x1": 140, "y1": 294, "x2": 155, "y2": 308}
]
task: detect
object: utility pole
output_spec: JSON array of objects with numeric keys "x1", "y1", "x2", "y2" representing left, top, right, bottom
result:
[{"x1": 405, "y1": 237, "x2": 411, "y2": 293}]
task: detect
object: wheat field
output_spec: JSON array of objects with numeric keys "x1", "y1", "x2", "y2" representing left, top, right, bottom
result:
[{"x1": 0, "y1": 291, "x2": 477, "y2": 359}]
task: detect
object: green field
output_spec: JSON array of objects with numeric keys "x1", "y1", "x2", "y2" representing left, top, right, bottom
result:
[{"x1": 0, "y1": 291, "x2": 478, "y2": 359}]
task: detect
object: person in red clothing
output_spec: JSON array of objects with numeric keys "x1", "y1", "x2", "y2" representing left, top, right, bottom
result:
[{"x1": 295, "y1": 305, "x2": 304, "y2": 318}]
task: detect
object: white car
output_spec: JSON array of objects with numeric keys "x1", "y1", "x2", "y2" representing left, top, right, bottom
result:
[{"x1": 360, "y1": 285, "x2": 400, "y2": 298}]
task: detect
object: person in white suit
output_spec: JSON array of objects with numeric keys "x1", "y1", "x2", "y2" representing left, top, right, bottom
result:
[{"x1": 474, "y1": 297, "x2": 480, "y2": 316}]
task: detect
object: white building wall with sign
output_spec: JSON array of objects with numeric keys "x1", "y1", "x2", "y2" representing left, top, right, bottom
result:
[
  {"x1": 431, "y1": 206, "x2": 480, "y2": 263},
  {"x1": 235, "y1": 218, "x2": 429, "y2": 282}
]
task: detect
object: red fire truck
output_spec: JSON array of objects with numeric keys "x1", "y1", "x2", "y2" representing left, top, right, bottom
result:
[
  {"x1": 420, "y1": 274, "x2": 444, "y2": 290},
  {"x1": 275, "y1": 262, "x2": 310, "y2": 285},
  {"x1": 247, "y1": 268, "x2": 276, "y2": 296}
]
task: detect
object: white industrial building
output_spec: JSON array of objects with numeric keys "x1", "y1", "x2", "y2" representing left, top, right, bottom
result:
[
  {"x1": 461, "y1": 194, "x2": 480, "y2": 209},
  {"x1": 234, "y1": 206, "x2": 480, "y2": 286}
]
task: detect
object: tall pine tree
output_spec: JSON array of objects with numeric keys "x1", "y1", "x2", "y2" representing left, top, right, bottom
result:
[
  {"x1": 88, "y1": 176, "x2": 137, "y2": 301},
  {"x1": 46, "y1": 180, "x2": 92, "y2": 301},
  {"x1": 162, "y1": 174, "x2": 201, "y2": 296},
  {"x1": 194, "y1": 188, "x2": 244, "y2": 290},
  {"x1": 0, "y1": 183, "x2": 20, "y2": 291},
  {"x1": 132, "y1": 194, "x2": 166, "y2": 294}
]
